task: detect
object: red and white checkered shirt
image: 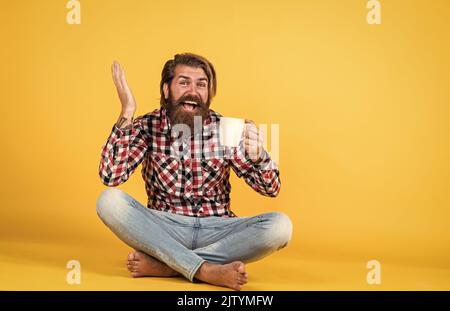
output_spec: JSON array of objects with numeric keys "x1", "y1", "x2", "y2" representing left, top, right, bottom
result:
[{"x1": 98, "y1": 108, "x2": 281, "y2": 217}]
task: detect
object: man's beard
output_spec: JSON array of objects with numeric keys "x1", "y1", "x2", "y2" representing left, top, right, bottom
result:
[{"x1": 166, "y1": 92, "x2": 210, "y2": 136}]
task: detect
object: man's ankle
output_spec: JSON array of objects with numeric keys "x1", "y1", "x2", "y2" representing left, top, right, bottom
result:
[{"x1": 195, "y1": 262, "x2": 214, "y2": 280}]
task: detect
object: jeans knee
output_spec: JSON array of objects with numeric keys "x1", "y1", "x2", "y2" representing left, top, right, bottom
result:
[
  {"x1": 96, "y1": 188, "x2": 128, "y2": 222},
  {"x1": 261, "y1": 212, "x2": 293, "y2": 250}
]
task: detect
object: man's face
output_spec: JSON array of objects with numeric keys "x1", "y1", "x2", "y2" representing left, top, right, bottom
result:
[{"x1": 164, "y1": 65, "x2": 210, "y2": 134}]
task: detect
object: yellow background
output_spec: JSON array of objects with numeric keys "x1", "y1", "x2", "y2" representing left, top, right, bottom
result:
[{"x1": 1, "y1": 0, "x2": 449, "y2": 290}]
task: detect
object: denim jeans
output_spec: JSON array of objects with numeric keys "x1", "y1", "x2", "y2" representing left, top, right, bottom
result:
[{"x1": 96, "y1": 188, "x2": 293, "y2": 282}]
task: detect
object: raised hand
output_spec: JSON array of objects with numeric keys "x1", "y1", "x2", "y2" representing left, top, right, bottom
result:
[
  {"x1": 243, "y1": 119, "x2": 264, "y2": 163},
  {"x1": 111, "y1": 61, "x2": 136, "y2": 128}
]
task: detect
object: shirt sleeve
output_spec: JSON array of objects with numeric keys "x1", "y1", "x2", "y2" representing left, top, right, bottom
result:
[
  {"x1": 98, "y1": 116, "x2": 149, "y2": 187},
  {"x1": 229, "y1": 144, "x2": 281, "y2": 197}
]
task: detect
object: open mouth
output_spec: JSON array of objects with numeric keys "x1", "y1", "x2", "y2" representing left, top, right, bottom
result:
[{"x1": 181, "y1": 100, "x2": 198, "y2": 112}]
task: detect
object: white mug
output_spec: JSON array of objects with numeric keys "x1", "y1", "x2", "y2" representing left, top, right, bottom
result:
[{"x1": 219, "y1": 117, "x2": 245, "y2": 147}]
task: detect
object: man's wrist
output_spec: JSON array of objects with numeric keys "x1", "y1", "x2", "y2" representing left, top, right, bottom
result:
[{"x1": 116, "y1": 112, "x2": 134, "y2": 129}]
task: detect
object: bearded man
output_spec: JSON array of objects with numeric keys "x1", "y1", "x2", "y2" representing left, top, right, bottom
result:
[{"x1": 96, "y1": 53, "x2": 292, "y2": 291}]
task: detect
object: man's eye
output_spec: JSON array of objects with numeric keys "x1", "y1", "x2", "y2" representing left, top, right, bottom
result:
[
  {"x1": 198, "y1": 83, "x2": 206, "y2": 88},
  {"x1": 180, "y1": 81, "x2": 188, "y2": 86}
]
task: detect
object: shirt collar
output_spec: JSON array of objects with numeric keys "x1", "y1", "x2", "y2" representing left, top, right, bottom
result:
[{"x1": 159, "y1": 108, "x2": 171, "y2": 134}]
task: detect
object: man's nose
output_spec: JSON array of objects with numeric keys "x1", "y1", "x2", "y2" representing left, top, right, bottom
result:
[
  {"x1": 186, "y1": 89, "x2": 200, "y2": 98},
  {"x1": 188, "y1": 83, "x2": 200, "y2": 94}
]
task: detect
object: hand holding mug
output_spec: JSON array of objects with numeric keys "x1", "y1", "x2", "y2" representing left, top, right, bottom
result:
[{"x1": 243, "y1": 119, "x2": 263, "y2": 163}]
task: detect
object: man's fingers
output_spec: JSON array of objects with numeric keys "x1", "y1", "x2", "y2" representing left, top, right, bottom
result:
[
  {"x1": 111, "y1": 62, "x2": 117, "y2": 82},
  {"x1": 244, "y1": 134, "x2": 263, "y2": 149},
  {"x1": 119, "y1": 69, "x2": 129, "y2": 89},
  {"x1": 244, "y1": 121, "x2": 256, "y2": 128},
  {"x1": 242, "y1": 121, "x2": 263, "y2": 161},
  {"x1": 116, "y1": 62, "x2": 125, "y2": 78},
  {"x1": 245, "y1": 129, "x2": 259, "y2": 138},
  {"x1": 117, "y1": 64, "x2": 130, "y2": 90},
  {"x1": 244, "y1": 126, "x2": 257, "y2": 135},
  {"x1": 111, "y1": 61, "x2": 126, "y2": 89},
  {"x1": 112, "y1": 62, "x2": 121, "y2": 88},
  {"x1": 114, "y1": 61, "x2": 121, "y2": 73},
  {"x1": 244, "y1": 121, "x2": 259, "y2": 132},
  {"x1": 244, "y1": 142, "x2": 261, "y2": 156},
  {"x1": 245, "y1": 130, "x2": 263, "y2": 144},
  {"x1": 245, "y1": 142, "x2": 260, "y2": 150},
  {"x1": 113, "y1": 61, "x2": 120, "y2": 78}
]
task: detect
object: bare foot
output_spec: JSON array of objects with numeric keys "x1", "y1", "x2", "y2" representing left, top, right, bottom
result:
[
  {"x1": 195, "y1": 261, "x2": 248, "y2": 291},
  {"x1": 127, "y1": 251, "x2": 180, "y2": 278}
]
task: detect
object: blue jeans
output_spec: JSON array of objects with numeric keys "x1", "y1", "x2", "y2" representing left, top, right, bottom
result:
[{"x1": 96, "y1": 188, "x2": 293, "y2": 282}]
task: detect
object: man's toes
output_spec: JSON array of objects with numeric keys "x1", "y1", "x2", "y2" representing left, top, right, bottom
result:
[
  {"x1": 237, "y1": 262, "x2": 245, "y2": 274},
  {"x1": 127, "y1": 261, "x2": 137, "y2": 270},
  {"x1": 127, "y1": 252, "x2": 137, "y2": 261},
  {"x1": 238, "y1": 275, "x2": 248, "y2": 284},
  {"x1": 128, "y1": 263, "x2": 139, "y2": 270},
  {"x1": 240, "y1": 272, "x2": 248, "y2": 280},
  {"x1": 231, "y1": 261, "x2": 245, "y2": 271}
]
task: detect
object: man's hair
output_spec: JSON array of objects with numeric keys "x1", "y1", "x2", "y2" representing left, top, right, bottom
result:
[{"x1": 160, "y1": 53, "x2": 217, "y2": 107}]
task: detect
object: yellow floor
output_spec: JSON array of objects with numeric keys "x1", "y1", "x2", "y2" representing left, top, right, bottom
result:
[{"x1": 1, "y1": 238, "x2": 449, "y2": 291}]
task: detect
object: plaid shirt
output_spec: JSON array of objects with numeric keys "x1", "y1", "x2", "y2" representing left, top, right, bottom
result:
[{"x1": 98, "y1": 108, "x2": 281, "y2": 217}]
